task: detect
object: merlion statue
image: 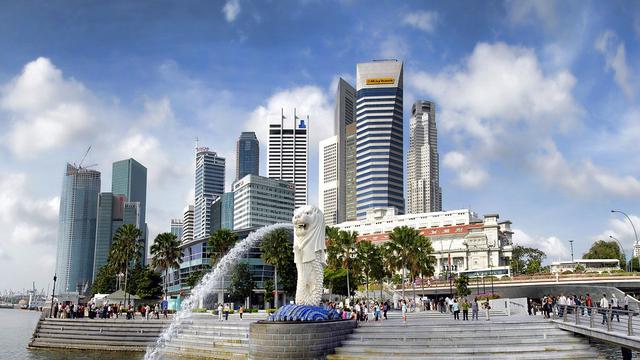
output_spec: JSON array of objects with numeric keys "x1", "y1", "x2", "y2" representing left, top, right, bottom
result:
[{"x1": 292, "y1": 205, "x2": 326, "y2": 306}]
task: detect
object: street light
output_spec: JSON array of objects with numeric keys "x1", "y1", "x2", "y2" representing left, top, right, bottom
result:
[
  {"x1": 49, "y1": 274, "x2": 57, "y2": 318},
  {"x1": 569, "y1": 240, "x2": 574, "y2": 262},
  {"x1": 610, "y1": 235, "x2": 630, "y2": 272},
  {"x1": 611, "y1": 210, "x2": 639, "y2": 272}
]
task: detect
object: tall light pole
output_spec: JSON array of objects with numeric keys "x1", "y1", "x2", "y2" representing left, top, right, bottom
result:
[
  {"x1": 569, "y1": 240, "x2": 574, "y2": 262},
  {"x1": 49, "y1": 274, "x2": 57, "y2": 318},
  {"x1": 610, "y1": 235, "x2": 630, "y2": 272},
  {"x1": 611, "y1": 210, "x2": 639, "y2": 272}
]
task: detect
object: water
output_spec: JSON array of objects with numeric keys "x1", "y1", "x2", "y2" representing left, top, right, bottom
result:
[
  {"x1": 0, "y1": 309, "x2": 142, "y2": 360},
  {"x1": 144, "y1": 223, "x2": 292, "y2": 360}
]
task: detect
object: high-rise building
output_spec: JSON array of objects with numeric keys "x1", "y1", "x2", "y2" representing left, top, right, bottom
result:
[
  {"x1": 236, "y1": 132, "x2": 260, "y2": 180},
  {"x1": 182, "y1": 205, "x2": 194, "y2": 243},
  {"x1": 407, "y1": 100, "x2": 442, "y2": 213},
  {"x1": 221, "y1": 192, "x2": 234, "y2": 230},
  {"x1": 319, "y1": 136, "x2": 339, "y2": 225},
  {"x1": 194, "y1": 148, "x2": 225, "y2": 240},
  {"x1": 267, "y1": 109, "x2": 308, "y2": 208},
  {"x1": 233, "y1": 174, "x2": 295, "y2": 230},
  {"x1": 355, "y1": 60, "x2": 404, "y2": 218},
  {"x1": 55, "y1": 164, "x2": 101, "y2": 294},
  {"x1": 111, "y1": 158, "x2": 148, "y2": 264},
  {"x1": 170, "y1": 219, "x2": 183, "y2": 240},
  {"x1": 334, "y1": 78, "x2": 357, "y2": 222}
]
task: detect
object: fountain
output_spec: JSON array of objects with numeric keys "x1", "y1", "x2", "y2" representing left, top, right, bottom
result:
[{"x1": 144, "y1": 222, "x2": 292, "y2": 360}]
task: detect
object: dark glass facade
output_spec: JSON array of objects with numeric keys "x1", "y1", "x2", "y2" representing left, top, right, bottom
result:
[{"x1": 236, "y1": 132, "x2": 259, "y2": 180}]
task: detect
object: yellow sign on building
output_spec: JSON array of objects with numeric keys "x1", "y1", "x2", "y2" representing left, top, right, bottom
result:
[{"x1": 366, "y1": 77, "x2": 395, "y2": 85}]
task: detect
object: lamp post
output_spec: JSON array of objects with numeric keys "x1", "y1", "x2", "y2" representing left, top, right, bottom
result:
[
  {"x1": 569, "y1": 240, "x2": 574, "y2": 262},
  {"x1": 49, "y1": 274, "x2": 57, "y2": 318},
  {"x1": 609, "y1": 235, "x2": 630, "y2": 272},
  {"x1": 611, "y1": 210, "x2": 639, "y2": 272}
]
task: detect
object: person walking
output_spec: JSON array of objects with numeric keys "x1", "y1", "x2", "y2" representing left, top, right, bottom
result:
[
  {"x1": 600, "y1": 294, "x2": 609, "y2": 325},
  {"x1": 484, "y1": 300, "x2": 491, "y2": 321},
  {"x1": 401, "y1": 300, "x2": 407, "y2": 323},
  {"x1": 471, "y1": 298, "x2": 479, "y2": 320},
  {"x1": 462, "y1": 299, "x2": 470, "y2": 321},
  {"x1": 239, "y1": 306, "x2": 244, "y2": 320},
  {"x1": 217, "y1": 304, "x2": 223, "y2": 321},
  {"x1": 223, "y1": 303, "x2": 230, "y2": 321},
  {"x1": 383, "y1": 302, "x2": 388, "y2": 320},
  {"x1": 452, "y1": 299, "x2": 460, "y2": 320},
  {"x1": 586, "y1": 293, "x2": 593, "y2": 316},
  {"x1": 610, "y1": 294, "x2": 620, "y2": 322},
  {"x1": 623, "y1": 293, "x2": 629, "y2": 311}
]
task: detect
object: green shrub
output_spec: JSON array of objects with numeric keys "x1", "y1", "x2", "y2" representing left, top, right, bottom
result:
[
  {"x1": 192, "y1": 308, "x2": 207, "y2": 313},
  {"x1": 266, "y1": 308, "x2": 278, "y2": 314},
  {"x1": 248, "y1": 308, "x2": 259, "y2": 313}
]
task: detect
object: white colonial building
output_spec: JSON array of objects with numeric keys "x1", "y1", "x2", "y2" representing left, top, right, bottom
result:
[{"x1": 335, "y1": 208, "x2": 514, "y2": 278}]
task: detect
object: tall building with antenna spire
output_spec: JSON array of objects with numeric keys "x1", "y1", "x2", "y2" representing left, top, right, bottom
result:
[
  {"x1": 267, "y1": 108, "x2": 309, "y2": 208},
  {"x1": 194, "y1": 147, "x2": 225, "y2": 240}
]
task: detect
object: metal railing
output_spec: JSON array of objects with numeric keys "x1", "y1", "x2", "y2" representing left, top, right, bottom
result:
[{"x1": 551, "y1": 304, "x2": 637, "y2": 336}]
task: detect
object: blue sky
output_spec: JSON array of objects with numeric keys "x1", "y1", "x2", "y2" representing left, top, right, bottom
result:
[{"x1": 1, "y1": 0, "x2": 639, "y2": 291}]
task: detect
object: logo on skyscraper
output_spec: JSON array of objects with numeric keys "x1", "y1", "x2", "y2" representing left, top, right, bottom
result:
[{"x1": 298, "y1": 119, "x2": 306, "y2": 129}]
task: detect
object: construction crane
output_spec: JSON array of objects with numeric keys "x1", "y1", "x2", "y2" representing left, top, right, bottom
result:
[{"x1": 77, "y1": 146, "x2": 91, "y2": 168}]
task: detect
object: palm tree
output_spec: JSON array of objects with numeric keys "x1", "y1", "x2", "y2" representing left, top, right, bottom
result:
[
  {"x1": 386, "y1": 226, "x2": 422, "y2": 301},
  {"x1": 261, "y1": 228, "x2": 292, "y2": 309},
  {"x1": 150, "y1": 232, "x2": 182, "y2": 299},
  {"x1": 411, "y1": 235, "x2": 436, "y2": 300},
  {"x1": 336, "y1": 230, "x2": 358, "y2": 299},
  {"x1": 208, "y1": 229, "x2": 239, "y2": 302},
  {"x1": 355, "y1": 240, "x2": 380, "y2": 300},
  {"x1": 109, "y1": 224, "x2": 143, "y2": 304}
]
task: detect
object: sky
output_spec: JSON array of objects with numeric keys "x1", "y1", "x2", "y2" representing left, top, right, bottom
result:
[{"x1": 1, "y1": 0, "x2": 639, "y2": 292}]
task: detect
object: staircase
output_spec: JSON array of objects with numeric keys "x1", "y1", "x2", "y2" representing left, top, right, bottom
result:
[
  {"x1": 160, "y1": 313, "x2": 252, "y2": 359},
  {"x1": 29, "y1": 317, "x2": 170, "y2": 351},
  {"x1": 328, "y1": 311, "x2": 604, "y2": 360}
]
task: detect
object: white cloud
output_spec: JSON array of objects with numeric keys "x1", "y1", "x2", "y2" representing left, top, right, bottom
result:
[
  {"x1": 595, "y1": 30, "x2": 635, "y2": 99},
  {"x1": 513, "y1": 228, "x2": 569, "y2": 261},
  {"x1": 443, "y1": 151, "x2": 488, "y2": 188},
  {"x1": 222, "y1": 0, "x2": 241, "y2": 22},
  {"x1": 402, "y1": 11, "x2": 439, "y2": 33},
  {"x1": 0, "y1": 57, "x2": 97, "y2": 158},
  {"x1": 378, "y1": 35, "x2": 409, "y2": 59},
  {"x1": 533, "y1": 141, "x2": 640, "y2": 198},
  {"x1": 504, "y1": 0, "x2": 557, "y2": 31},
  {"x1": 594, "y1": 213, "x2": 640, "y2": 251},
  {"x1": 245, "y1": 85, "x2": 334, "y2": 206}
]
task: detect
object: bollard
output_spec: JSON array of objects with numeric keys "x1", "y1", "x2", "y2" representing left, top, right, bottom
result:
[
  {"x1": 607, "y1": 309, "x2": 612, "y2": 332},
  {"x1": 628, "y1": 312, "x2": 633, "y2": 336},
  {"x1": 589, "y1": 307, "x2": 594, "y2": 329}
]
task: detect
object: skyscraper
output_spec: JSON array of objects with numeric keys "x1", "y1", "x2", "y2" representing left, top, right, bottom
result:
[
  {"x1": 170, "y1": 219, "x2": 183, "y2": 240},
  {"x1": 407, "y1": 100, "x2": 442, "y2": 213},
  {"x1": 236, "y1": 132, "x2": 260, "y2": 180},
  {"x1": 334, "y1": 78, "x2": 357, "y2": 222},
  {"x1": 319, "y1": 136, "x2": 339, "y2": 225},
  {"x1": 55, "y1": 164, "x2": 101, "y2": 293},
  {"x1": 355, "y1": 60, "x2": 404, "y2": 218},
  {"x1": 267, "y1": 109, "x2": 308, "y2": 208},
  {"x1": 194, "y1": 148, "x2": 225, "y2": 240},
  {"x1": 111, "y1": 158, "x2": 148, "y2": 265},
  {"x1": 182, "y1": 205, "x2": 194, "y2": 243},
  {"x1": 232, "y1": 174, "x2": 295, "y2": 230}
]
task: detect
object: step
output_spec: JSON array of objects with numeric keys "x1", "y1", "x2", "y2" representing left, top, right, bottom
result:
[
  {"x1": 327, "y1": 350, "x2": 602, "y2": 360},
  {"x1": 340, "y1": 337, "x2": 584, "y2": 347},
  {"x1": 31, "y1": 336, "x2": 156, "y2": 346},
  {"x1": 334, "y1": 343, "x2": 594, "y2": 355},
  {"x1": 29, "y1": 340, "x2": 147, "y2": 352}
]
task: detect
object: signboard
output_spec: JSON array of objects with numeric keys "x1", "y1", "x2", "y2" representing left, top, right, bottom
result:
[{"x1": 366, "y1": 77, "x2": 395, "y2": 85}]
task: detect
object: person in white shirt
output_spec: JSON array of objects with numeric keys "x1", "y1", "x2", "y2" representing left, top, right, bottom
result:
[
  {"x1": 610, "y1": 294, "x2": 620, "y2": 322},
  {"x1": 558, "y1": 294, "x2": 567, "y2": 317},
  {"x1": 217, "y1": 304, "x2": 223, "y2": 321},
  {"x1": 600, "y1": 294, "x2": 609, "y2": 325}
]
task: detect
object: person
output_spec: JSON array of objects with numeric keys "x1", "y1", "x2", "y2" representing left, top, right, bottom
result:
[
  {"x1": 527, "y1": 298, "x2": 532, "y2": 316},
  {"x1": 600, "y1": 294, "x2": 609, "y2": 325},
  {"x1": 471, "y1": 298, "x2": 479, "y2": 320},
  {"x1": 145, "y1": 304, "x2": 151, "y2": 320},
  {"x1": 623, "y1": 293, "x2": 629, "y2": 312},
  {"x1": 350, "y1": 308, "x2": 357, "y2": 320},
  {"x1": 374, "y1": 302, "x2": 380, "y2": 321},
  {"x1": 558, "y1": 293, "x2": 567, "y2": 318},
  {"x1": 52, "y1": 302, "x2": 58, "y2": 318},
  {"x1": 462, "y1": 299, "x2": 470, "y2": 321},
  {"x1": 452, "y1": 299, "x2": 460, "y2": 320},
  {"x1": 383, "y1": 302, "x2": 388, "y2": 320},
  {"x1": 401, "y1": 300, "x2": 407, "y2": 323},
  {"x1": 610, "y1": 293, "x2": 620, "y2": 322},
  {"x1": 161, "y1": 299, "x2": 169, "y2": 319},
  {"x1": 586, "y1": 293, "x2": 593, "y2": 316},
  {"x1": 484, "y1": 300, "x2": 491, "y2": 321},
  {"x1": 155, "y1": 303, "x2": 160, "y2": 319},
  {"x1": 223, "y1": 303, "x2": 230, "y2": 321},
  {"x1": 239, "y1": 306, "x2": 244, "y2": 320}
]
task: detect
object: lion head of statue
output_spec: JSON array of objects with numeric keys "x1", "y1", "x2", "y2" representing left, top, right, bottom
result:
[{"x1": 292, "y1": 205, "x2": 324, "y2": 241}]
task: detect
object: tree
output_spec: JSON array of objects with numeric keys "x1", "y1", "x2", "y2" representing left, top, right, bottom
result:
[
  {"x1": 630, "y1": 257, "x2": 640, "y2": 272},
  {"x1": 414, "y1": 236, "x2": 436, "y2": 298},
  {"x1": 455, "y1": 274, "x2": 471, "y2": 297},
  {"x1": 323, "y1": 267, "x2": 351, "y2": 296},
  {"x1": 128, "y1": 264, "x2": 163, "y2": 299},
  {"x1": 583, "y1": 240, "x2": 625, "y2": 267},
  {"x1": 228, "y1": 263, "x2": 254, "y2": 305},
  {"x1": 110, "y1": 224, "x2": 143, "y2": 303},
  {"x1": 261, "y1": 228, "x2": 293, "y2": 308},
  {"x1": 574, "y1": 264, "x2": 586, "y2": 273},
  {"x1": 92, "y1": 264, "x2": 116, "y2": 295},
  {"x1": 264, "y1": 279, "x2": 274, "y2": 308},
  {"x1": 150, "y1": 232, "x2": 182, "y2": 298},
  {"x1": 335, "y1": 230, "x2": 358, "y2": 298},
  {"x1": 510, "y1": 246, "x2": 546, "y2": 275},
  {"x1": 386, "y1": 226, "x2": 422, "y2": 300},
  {"x1": 209, "y1": 229, "x2": 239, "y2": 301},
  {"x1": 355, "y1": 240, "x2": 382, "y2": 300}
]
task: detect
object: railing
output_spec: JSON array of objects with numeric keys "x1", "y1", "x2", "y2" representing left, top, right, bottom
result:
[{"x1": 551, "y1": 304, "x2": 637, "y2": 337}]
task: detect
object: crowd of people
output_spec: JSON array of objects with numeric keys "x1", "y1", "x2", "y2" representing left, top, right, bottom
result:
[
  {"x1": 536, "y1": 292, "x2": 631, "y2": 324},
  {"x1": 51, "y1": 300, "x2": 170, "y2": 320}
]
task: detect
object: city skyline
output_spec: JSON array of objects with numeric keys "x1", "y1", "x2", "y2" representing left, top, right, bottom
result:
[{"x1": 1, "y1": 0, "x2": 640, "y2": 291}]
